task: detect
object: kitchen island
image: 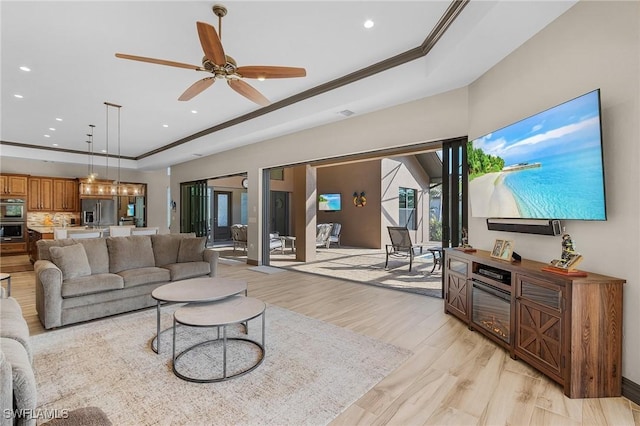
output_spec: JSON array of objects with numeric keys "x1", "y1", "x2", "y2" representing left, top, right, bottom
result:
[{"x1": 27, "y1": 225, "x2": 109, "y2": 263}]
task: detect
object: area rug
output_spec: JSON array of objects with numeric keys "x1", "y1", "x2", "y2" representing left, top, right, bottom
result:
[{"x1": 31, "y1": 304, "x2": 411, "y2": 425}]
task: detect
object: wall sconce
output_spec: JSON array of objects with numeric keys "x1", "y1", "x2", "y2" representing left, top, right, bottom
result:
[{"x1": 353, "y1": 191, "x2": 367, "y2": 207}]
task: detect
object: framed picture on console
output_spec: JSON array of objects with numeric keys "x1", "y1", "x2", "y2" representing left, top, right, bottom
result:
[
  {"x1": 491, "y1": 239, "x2": 505, "y2": 258},
  {"x1": 490, "y1": 239, "x2": 514, "y2": 261},
  {"x1": 499, "y1": 240, "x2": 513, "y2": 261}
]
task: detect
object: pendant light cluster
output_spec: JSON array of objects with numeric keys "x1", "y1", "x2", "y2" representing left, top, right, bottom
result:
[{"x1": 79, "y1": 102, "x2": 145, "y2": 197}]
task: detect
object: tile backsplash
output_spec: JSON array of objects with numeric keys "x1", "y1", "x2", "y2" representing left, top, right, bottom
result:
[{"x1": 27, "y1": 212, "x2": 81, "y2": 227}]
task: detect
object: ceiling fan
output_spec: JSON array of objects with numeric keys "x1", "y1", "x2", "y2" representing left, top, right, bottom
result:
[{"x1": 115, "y1": 4, "x2": 306, "y2": 107}]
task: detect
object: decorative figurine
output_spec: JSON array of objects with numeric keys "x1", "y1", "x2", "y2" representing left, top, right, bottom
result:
[
  {"x1": 549, "y1": 231, "x2": 583, "y2": 270},
  {"x1": 561, "y1": 233, "x2": 576, "y2": 261},
  {"x1": 461, "y1": 227, "x2": 470, "y2": 248}
]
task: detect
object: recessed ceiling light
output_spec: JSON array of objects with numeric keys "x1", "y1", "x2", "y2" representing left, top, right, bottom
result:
[
  {"x1": 14, "y1": 94, "x2": 23, "y2": 99},
  {"x1": 49, "y1": 127, "x2": 56, "y2": 131},
  {"x1": 52, "y1": 143, "x2": 59, "y2": 147},
  {"x1": 191, "y1": 110, "x2": 198, "y2": 114},
  {"x1": 163, "y1": 124, "x2": 169, "y2": 128},
  {"x1": 19, "y1": 66, "x2": 31, "y2": 72},
  {"x1": 338, "y1": 109, "x2": 355, "y2": 117},
  {"x1": 55, "y1": 118, "x2": 63, "y2": 121},
  {"x1": 364, "y1": 19, "x2": 374, "y2": 29},
  {"x1": 44, "y1": 134, "x2": 50, "y2": 138},
  {"x1": 257, "y1": 77, "x2": 266, "y2": 81},
  {"x1": 101, "y1": 149, "x2": 107, "y2": 153}
]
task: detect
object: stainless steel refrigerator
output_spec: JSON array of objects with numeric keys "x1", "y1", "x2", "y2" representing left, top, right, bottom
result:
[{"x1": 81, "y1": 198, "x2": 117, "y2": 227}]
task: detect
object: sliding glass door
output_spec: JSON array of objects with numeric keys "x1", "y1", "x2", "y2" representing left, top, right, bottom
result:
[
  {"x1": 441, "y1": 137, "x2": 468, "y2": 249},
  {"x1": 180, "y1": 180, "x2": 209, "y2": 238}
]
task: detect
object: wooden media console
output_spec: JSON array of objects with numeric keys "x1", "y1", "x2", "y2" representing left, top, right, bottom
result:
[{"x1": 444, "y1": 248, "x2": 625, "y2": 399}]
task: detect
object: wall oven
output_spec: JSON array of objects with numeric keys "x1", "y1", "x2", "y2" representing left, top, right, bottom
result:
[
  {"x1": 0, "y1": 222, "x2": 25, "y2": 242},
  {"x1": 0, "y1": 198, "x2": 26, "y2": 221}
]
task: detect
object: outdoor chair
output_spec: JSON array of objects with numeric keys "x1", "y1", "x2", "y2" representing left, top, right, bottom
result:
[
  {"x1": 269, "y1": 232, "x2": 283, "y2": 252},
  {"x1": 385, "y1": 226, "x2": 430, "y2": 272},
  {"x1": 230, "y1": 224, "x2": 248, "y2": 253},
  {"x1": 328, "y1": 223, "x2": 342, "y2": 247},
  {"x1": 316, "y1": 223, "x2": 333, "y2": 249}
]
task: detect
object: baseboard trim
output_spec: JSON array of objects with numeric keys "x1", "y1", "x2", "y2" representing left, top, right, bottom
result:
[
  {"x1": 246, "y1": 259, "x2": 259, "y2": 266},
  {"x1": 623, "y1": 377, "x2": 640, "y2": 405}
]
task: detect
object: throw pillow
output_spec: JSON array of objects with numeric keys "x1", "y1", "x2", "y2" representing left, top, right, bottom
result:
[
  {"x1": 150, "y1": 234, "x2": 183, "y2": 266},
  {"x1": 49, "y1": 244, "x2": 92, "y2": 280},
  {"x1": 177, "y1": 237, "x2": 206, "y2": 263},
  {"x1": 106, "y1": 235, "x2": 155, "y2": 273}
]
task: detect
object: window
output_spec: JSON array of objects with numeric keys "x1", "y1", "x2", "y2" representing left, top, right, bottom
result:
[{"x1": 399, "y1": 187, "x2": 417, "y2": 230}]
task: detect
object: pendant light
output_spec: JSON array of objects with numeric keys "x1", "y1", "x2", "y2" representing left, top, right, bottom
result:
[
  {"x1": 85, "y1": 124, "x2": 97, "y2": 182},
  {"x1": 104, "y1": 102, "x2": 145, "y2": 197}
]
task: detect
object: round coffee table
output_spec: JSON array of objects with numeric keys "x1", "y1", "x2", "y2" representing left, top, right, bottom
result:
[
  {"x1": 151, "y1": 277, "x2": 247, "y2": 353},
  {"x1": 172, "y1": 296, "x2": 266, "y2": 383}
]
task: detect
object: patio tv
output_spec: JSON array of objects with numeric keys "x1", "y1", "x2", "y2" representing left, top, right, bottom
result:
[
  {"x1": 318, "y1": 193, "x2": 341, "y2": 211},
  {"x1": 468, "y1": 89, "x2": 606, "y2": 221}
]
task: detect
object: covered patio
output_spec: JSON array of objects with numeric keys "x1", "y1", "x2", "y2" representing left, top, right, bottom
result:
[{"x1": 211, "y1": 243, "x2": 443, "y2": 298}]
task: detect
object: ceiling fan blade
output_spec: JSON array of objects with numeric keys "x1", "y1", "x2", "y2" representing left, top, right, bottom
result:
[
  {"x1": 115, "y1": 53, "x2": 202, "y2": 70},
  {"x1": 196, "y1": 21, "x2": 226, "y2": 66},
  {"x1": 178, "y1": 77, "x2": 215, "y2": 101},
  {"x1": 236, "y1": 66, "x2": 307, "y2": 79},
  {"x1": 228, "y1": 79, "x2": 270, "y2": 107}
]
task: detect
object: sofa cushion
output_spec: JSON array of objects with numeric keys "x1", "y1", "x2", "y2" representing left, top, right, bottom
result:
[
  {"x1": 76, "y1": 237, "x2": 109, "y2": 274},
  {"x1": 177, "y1": 237, "x2": 206, "y2": 263},
  {"x1": 163, "y1": 262, "x2": 211, "y2": 281},
  {"x1": 117, "y1": 267, "x2": 171, "y2": 288},
  {"x1": 61, "y1": 273, "x2": 124, "y2": 298},
  {"x1": 107, "y1": 235, "x2": 155, "y2": 273},
  {"x1": 49, "y1": 243, "x2": 92, "y2": 280},
  {"x1": 1, "y1": 338, "x2": 37, "y2": 420},
  {"x1": 150, "y1": 234, "x2": 184, "y2": 266}
]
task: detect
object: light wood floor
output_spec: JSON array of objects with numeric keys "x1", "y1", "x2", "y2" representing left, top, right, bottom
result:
[{"x1": 4, "y1": 255, "x2": 640, "y2": 425}]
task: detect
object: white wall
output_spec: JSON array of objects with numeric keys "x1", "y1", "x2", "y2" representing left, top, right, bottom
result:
[
  {"x1": 381, "y1": 157, "x2": 430, "y2": 245},
  {"x1": 467, "y1": 1, "x2": 640, "y2": 383},
  {"x1": 171, "y1": 87, "x2": 469, "y2": 261}
]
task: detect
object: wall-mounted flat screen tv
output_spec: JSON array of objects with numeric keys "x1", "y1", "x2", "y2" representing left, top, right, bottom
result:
[
  {"x1": 318, "y1": 193, "x2": 341, "y2": 211},
  {"x1": 468, "y1": 89, "x2": 606, "y2": 220},
  {"x1": 127, "y1": 203, "x2": 135, "y2": 217}
]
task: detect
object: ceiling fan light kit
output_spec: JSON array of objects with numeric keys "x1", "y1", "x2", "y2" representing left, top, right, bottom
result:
[{"x1": 115, "y1": 3, "x2": 306, "y2": 107}]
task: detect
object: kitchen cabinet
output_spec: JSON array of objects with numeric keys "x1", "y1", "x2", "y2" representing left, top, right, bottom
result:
[
  {"x1": 28, "y1": 228, "x2": 53, "y2": 263},
  {"x1": 53, "y1": 178, "x2": 79, "y2": 211},
  {"x1": 28, "y1": 177, "x2": 53, "y2": 211},
  {"x1": 0, "y1": 174, "x2": 28, "y2": 197},
  {"x1": 444, "y1": 248, "x2": 625, "y2": 398},
  {"x1": 0, "y1": 242, "x2": 27, "y2": 254}
]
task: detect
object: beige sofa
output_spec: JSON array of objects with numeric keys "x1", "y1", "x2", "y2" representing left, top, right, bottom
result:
[
  {"x1": 35, "y1": 233, "x2": 219, "y2": 330},
  {"x1": 1, "y1": 295, "x2": 36, "y2": 426}
]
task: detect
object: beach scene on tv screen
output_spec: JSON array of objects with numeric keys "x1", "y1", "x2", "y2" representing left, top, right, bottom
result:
[
  {"x1": 319, "y1": 194, "x2": 341, "y2": 211},
  {"x1": 468, "y1": 90, "x2": 606, "y2": 220}
]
